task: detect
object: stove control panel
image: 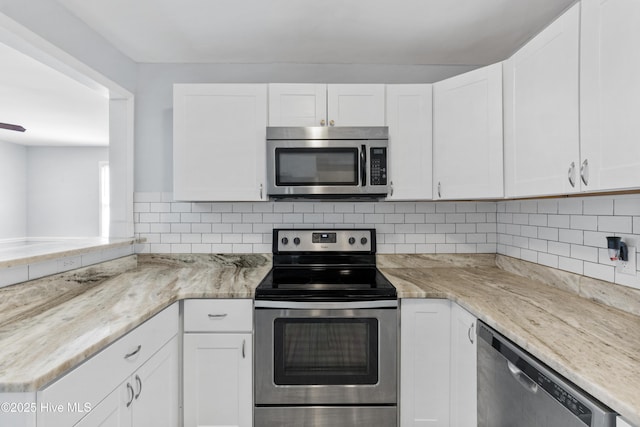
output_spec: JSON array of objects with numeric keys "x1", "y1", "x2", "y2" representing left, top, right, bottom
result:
[{"x1": 275, "y1": 229, "x2": 374, "y2": 253}]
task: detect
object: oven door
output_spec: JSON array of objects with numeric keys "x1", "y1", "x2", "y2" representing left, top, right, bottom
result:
[{"x1": 254, "y1": 301, "x2": 397, "y2": 405}]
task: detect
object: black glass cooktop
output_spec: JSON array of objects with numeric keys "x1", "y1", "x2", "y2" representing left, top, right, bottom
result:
[
  {"x1": 255, "y1": 228, "x2": 397, "y2": 302},
  {"x1": 255, "y1": 266, "x2": 397, "y2": 301}
]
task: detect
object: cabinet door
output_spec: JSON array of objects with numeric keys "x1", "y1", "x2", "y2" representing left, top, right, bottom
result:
[
  {"x1": 327, "y1": 84, "x2": 386, "y2": 126},
  {"x1": 131, "y1": 336, "x2": 179, "y2": 427},
  {"x1": 400, "y1": 299, "x2": 451, "y2": 427},
  {"x1": 268, "y1": 84, "x2": 327, "y2": 126},
  {"x1": 434, "y1": 64, "x2": 504, "y2": 199},
  {"x1": 74, "y1": 384, "x2": 130, "y2": 427},
  {"x1": 450, "y1": 304, "x2": 477, "y2": 427},
  {"x1": 503, "y1": 4, "x2": 581, "y2": 197},
  {"x1": 386, "y1": 84, "x2": 433, "y2": 200},
  {"x1": 173, "y1": 84, "x2": 268, "y2": 201},
  {"x1": 183, "y1": 333, "x2": 252, "y2": 427},
  {"x1": 580, "y1": 0, "x2": 640, "y2": 191}
]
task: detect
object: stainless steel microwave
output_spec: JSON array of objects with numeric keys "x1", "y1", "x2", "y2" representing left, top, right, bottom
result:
[{"x1": 266, "y1": 127, "x2": 389, "y2": 198}]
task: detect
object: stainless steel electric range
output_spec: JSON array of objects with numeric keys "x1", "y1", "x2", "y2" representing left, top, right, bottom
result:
[{"x1": 254, "y1": 228, "x2": 398, "y2": 427}]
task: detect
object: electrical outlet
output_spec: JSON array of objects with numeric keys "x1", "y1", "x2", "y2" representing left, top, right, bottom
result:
[{"x1": 617, "y1": 246, "x2": 637, "y2": 276}]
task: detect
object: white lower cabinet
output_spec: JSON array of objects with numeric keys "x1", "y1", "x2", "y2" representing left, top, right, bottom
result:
[
  {"x1": 400, "y1": 299, "x2": 477, "y2": 427},
  {"x1": 37, "y1": 304, "x2": 179, "y2": 427},
  {"x1": 449, "y1": 304, "x2": 477, "y2": 427},
  {"x1": 183, "y1": 299, "x2": 253, "y2": 427},
  {"x1": 74, "y1": 335, "x2": 179, "y2": 427},
  {"x1": 401, "y1": 299, "x2": 451, "y2": 426}
]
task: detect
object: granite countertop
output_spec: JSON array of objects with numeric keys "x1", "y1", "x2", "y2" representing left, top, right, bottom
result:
[{"x1": 0, "y1": 253, "x2": 638, "y2": 425}]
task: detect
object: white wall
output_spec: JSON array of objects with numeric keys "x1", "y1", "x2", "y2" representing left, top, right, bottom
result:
[
  {"x1": 0, "y1": 0, "x2": 136, "y2": 93},
  {"x1": 134, "y1": 63, "x2": 479, "y2": 192},
  {"x1": 0, "y1": 140, "x2": 27, "y2": 238},
  {"x1": 27, "y1": 146, "x2": 108, "y2": 237}
]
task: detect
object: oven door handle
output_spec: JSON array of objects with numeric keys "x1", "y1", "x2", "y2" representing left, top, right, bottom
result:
[{"x1": 254, "y1": 300, "x2": 398, "y2": 309}]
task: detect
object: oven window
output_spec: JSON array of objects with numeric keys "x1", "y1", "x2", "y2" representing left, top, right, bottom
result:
[
  {"x1": 273, "y1": 318, "x2": 379, "y2": 385},
  {"x1": 275, "y1": 148, "x2": 358, "y2": 186}
]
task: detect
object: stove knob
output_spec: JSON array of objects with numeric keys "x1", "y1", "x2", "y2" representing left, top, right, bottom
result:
[
  {"x1": 361, "y1": 237, "x2": 368, "y2": 245},
  {"x1": 293, "y1": 237, "x2": 301, "y2": 245},
  {"x1": 348, "y1": 237, "x2": 356, "y2": 245},
  {"x1": 281, "y1": 237, "x2": 289, "y2": 245}
]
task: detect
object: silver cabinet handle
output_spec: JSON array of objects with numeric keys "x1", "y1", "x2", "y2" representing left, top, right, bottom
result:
[
  {"x1": 507, "y1": 361, "x2": 538, "y2": 394},
  {"x1": 390, "y1": 181, "x2": 394, "y2": 197},
  {"x1": 320, "y1": 119, "x2": 326, "y2": 126},
  {"x1": 208, "y1": 313, "x2": 228, "y2": 319},
  {"x1": 437, "y1": 182, "x2": 442, "y2": 198},
  {"x1": 124, "y1": 345, "x2": 141, "y2": 359},
  {"x1": 242, "y1": 339, "x2": 246, "y2": 359},
  {"x1": 134, "y1": 374, "x2": 142, "y2": 400},
  {"x1": 580, "y1": 159, "x2": 589, "y2": 186},
  {"x1": 259, "y1": 183, "x2": 263, "y2": 199},
  {"x1": 126, "y1": 383, "x2": 135, "y2": 407},
  {"x1": 568, "y1": 162, "x2": 576, "y2": 187},
  {"x1": 329, "y1": 119, "x2": 335, "y2": 126},
  {"x1": 468, "y1": 323, "x2": 475, "y2": 344}
]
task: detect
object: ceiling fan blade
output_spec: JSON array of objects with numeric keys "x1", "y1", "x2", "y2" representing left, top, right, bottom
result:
[{"x1": 0, "y1": 122, "x2": 26, "y2": 132}]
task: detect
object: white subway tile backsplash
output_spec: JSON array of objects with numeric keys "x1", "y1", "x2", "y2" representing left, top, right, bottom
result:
[
  {"x1": 583, "y1": 198, "x2": 613, "y2": 215},
  {"x1": 559, "y1": 229, "x2": 583, "y2": 245},
  {"x1": 614, "y1": 197, "x2": 640, "y2": 215},
  {"x1": 558, "y1": 199, "x2": 583, "y2": 215},
  {"x1": 559, "y1": 256, "x2": 583, "y2": 275},
  {"x1": 598, "y1": 216, "x2": 632, "y2": 233},
  {"x1": 134, "y1": 193, "x2": 639, "y2": 290},
  {"x1": 538, "y1": 199, "x2": 558, "y2": 214}
]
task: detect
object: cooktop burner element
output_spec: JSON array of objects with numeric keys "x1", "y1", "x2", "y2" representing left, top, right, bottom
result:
[{"x1": 255, "y1": 229, "x2": 396, "y2": 301}]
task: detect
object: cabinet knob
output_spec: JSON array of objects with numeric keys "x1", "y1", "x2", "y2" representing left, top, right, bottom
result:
[
  {"x1": 390, "y1": 181, "x2": 394, "y2": 197},
  {"x1": 329, "y1": 120, "x2": 335, "y2": 126},
  {"x1": 259, "y1": 183, "x2": 263, "y2": 199},
  {"x1": 437, "y1": 182, "x2": 442, "y2": 198},
  {"x1": 580, "y1": 159, "x2": 589, "y2": 186},
  {"x1": 568, "y1": 162, "x2": 576, "y2": 188},
  {"x1": 320, "y1": 119, "x2": 326, "y2": 126}
]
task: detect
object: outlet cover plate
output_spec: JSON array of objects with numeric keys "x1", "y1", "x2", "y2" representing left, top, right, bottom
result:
[{"x1": 617, "y1": 246, "x2": 637, "y2": 276}]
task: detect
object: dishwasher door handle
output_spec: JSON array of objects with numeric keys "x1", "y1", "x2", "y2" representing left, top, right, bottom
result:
[{"x1": 507, "y1": 361, "x2": 539, "y2": 394}]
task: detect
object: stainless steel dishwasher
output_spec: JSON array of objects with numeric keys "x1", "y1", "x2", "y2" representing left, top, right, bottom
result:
[{"x1": 477, "y1": 321, "x2": 617, "y2": 427}]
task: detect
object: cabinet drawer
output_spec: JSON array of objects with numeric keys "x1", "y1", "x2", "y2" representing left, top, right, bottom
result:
[
  {"x1": 184, "y1": 299, "x2": 253, "y2": 332},
  {"x1": 37, "y1": 303, "x2": 179, "y2": 427}
]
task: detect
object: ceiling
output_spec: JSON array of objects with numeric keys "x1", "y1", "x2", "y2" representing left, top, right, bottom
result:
[
  {"x1": 0, "y1": 41, "x2": 109, "y2": 147},
  {"x1": 57, "y1": 0, "x2": 576, "y2": 65}
]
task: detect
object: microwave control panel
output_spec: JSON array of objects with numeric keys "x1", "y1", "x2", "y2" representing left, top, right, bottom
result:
[{"x1": 370, "y1": 147, "x2": 387, "y2": 186}]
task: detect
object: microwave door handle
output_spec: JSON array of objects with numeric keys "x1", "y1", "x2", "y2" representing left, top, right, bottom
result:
[{"x1": 360, "y1": 145, "x2": 367, "y2": 186}]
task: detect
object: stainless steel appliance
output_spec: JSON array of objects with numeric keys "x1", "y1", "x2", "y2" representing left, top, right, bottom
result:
[
  {"x1": 254, "y1": 228, "x2": 397, "y2": 427},
  {"x1": 477, "y1": 321, "x2": 617, "y2": 427},
  {"x1": 266, "y1": 127, "x2": 389, "y2": 198}
]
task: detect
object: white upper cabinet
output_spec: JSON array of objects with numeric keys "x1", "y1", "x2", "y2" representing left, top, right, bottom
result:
[
  {"x1": 580, "y1": 0, "x2": 640, "y2": 191},
  {"x1": 269, "y1": 84, "x2": 385, "y2": 127},
  {"x1": 433, "y1": 63, "x2": 504, "y2": 200},
  {"x1": 268, "y1": 84, "x2": 327, "y2": 126},
  {"x1": 173, "y1": 84, "x2": 268, "y2": 201},
  {"x1": 386, "y1": 84, "x2": 433, "y2": 200},
  {"x1": 503, "y1": 4, "x2": 581, "y2": 197},
  {"x1": 327, "y1": 84, "x2": 386, "y2": 126}
]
